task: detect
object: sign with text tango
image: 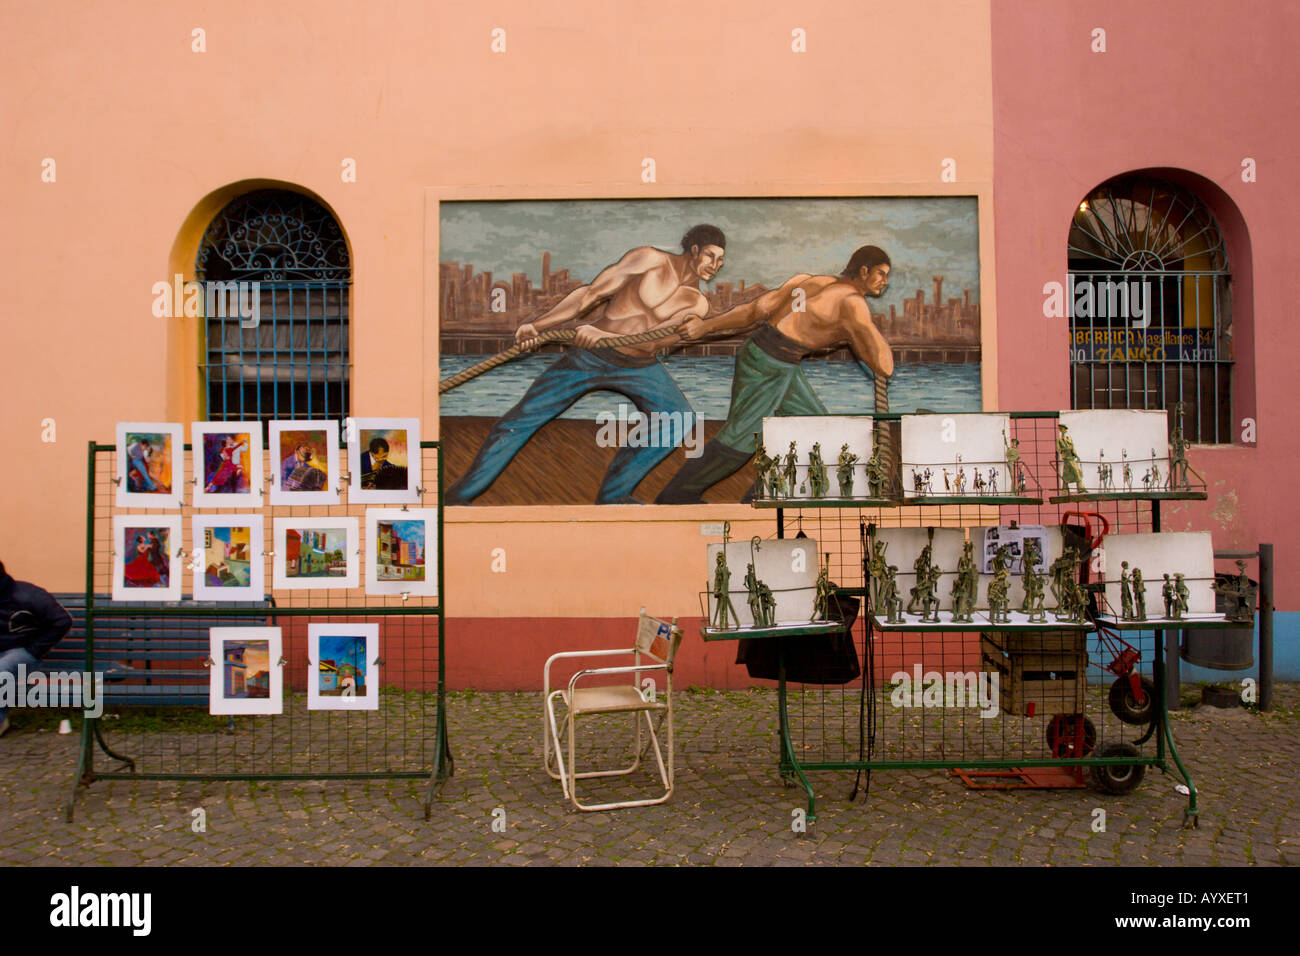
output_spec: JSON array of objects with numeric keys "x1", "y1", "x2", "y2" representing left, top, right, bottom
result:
[{"x1": 1071, "y1": 328, "x2": 1219, "y2": 363}]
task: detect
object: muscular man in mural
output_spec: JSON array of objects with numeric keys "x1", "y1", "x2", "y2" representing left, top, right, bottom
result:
[
  {"x1": 445, "y1": 225, "x2": 725, "y2": 505},
  {"x1": 655, "y1": 245, "x2": 894, "y2": 504}
]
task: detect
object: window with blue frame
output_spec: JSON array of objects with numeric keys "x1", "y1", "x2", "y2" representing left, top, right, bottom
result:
[{"x1": 196, "y1": 190, "x2": 351, "y2": 424}]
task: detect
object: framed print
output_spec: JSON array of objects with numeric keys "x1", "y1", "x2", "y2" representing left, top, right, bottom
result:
[
  {"x1": 364, "y1": 508, "x2": 437, "y2": 597},
  {"x1": 347, "y1": 417, "x2": 422, "y2": 504},
  {"x1": 115, "y1": 423, "x2": 184, "y2": 509},
  {"x1": 307, "y1": 623, "x2": 380, "y2": 711},
  {"x1": 191, "y1": 515, "x2": 265, "y2": 601},
  {"x1": 209, "y1": 627, "x2": 283, "y2": 715},
  {"x1": 192, "y1": 421, "x2": 264, "y2": 508},
  {"x1": 272, "y1": 517, "x2": 359, "y2": 590},
  {"x1": 111, "y1": 515, "x2": 183, "y2": 602},
  {"x1": 268, "y1": 420, "x2": 340, "y2": 506}
]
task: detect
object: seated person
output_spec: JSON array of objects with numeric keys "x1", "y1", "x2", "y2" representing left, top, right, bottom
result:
[{"x1": 0, "y1": 560, "x2": 73, "y2": 735}]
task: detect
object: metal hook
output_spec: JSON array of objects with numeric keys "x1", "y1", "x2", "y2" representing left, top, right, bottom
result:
[
  {"x1": 277, "y1": 656, "x2": 288, "y2": 668},
  {"x1": 110, "y1": 476, "x2": 122, "y2": 486},
  {"x1": 202, "y1": 656, "x2": 215, "y2": 668},
  {"x1": 400, "y1": 591, "x2": 410, "y2": 602}
]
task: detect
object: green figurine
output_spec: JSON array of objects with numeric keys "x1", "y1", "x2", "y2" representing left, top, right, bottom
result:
[
  {"x1": 745, "y1": 562, "x2": 763, "y2": 625},
  {"x1": 1119, "y1": 560, "x2": 1135, "y2": 621},
  {"x1": 1056, "y1": 423, "x2": 1088, "y2": 494},
  {"x1": 711, "y1": 552, "x2": 738, "y2": 629},
  {"x1": 769, "y1": 460, "x2": 787, "y2": 498},
  {"x1": 1213, "y1": 559, "x2": 1255, "y2": 623},
  {"x1": 758, "y1": 581, "x2": 777, "y2": 628},
  {"x1": 1132, "y1": 566, "x2": 1147, "y2": 621},
  {"x1": 908, "y1": 534, "x2": 935, "y2": 615},
  {"x1": 952, "y1": 540, "x2": 978, "y2": 623},
  {"x1": 753, "y1": 434, "x2": 774, "y2": 499},
  {"x1": 836, "y1": 443, "x2": 859, "y2": 498},
  {"x1": 1049, "y1": 546, "x2": 1078, "y2": 610},
  {"x1": 881, "y1": 565, "x2": 902, "y2": 624},
  {"x1": 812, "y1": 553, "x2": 834, "y2": 621},
  {"x1": 988, "y1": 570, "x2": 1011, "y2": 624},
  {"x1": 1149, "y1": 449, "x2": 1162, "y2": 492},
  {"x1": 864, "y1": 433, "x2": 886, "y2": 498},
  {"x1": 1022, "y1": 562, "x2": 1047, "y2": 623},
  {"x1": 783, "y1": 442, "x2": 799, "y2": 497},
  {"x1": 868, "y1": 539, "x2": 889, "y2": 608},
  {"x1": 808, "y1": 442, "x2": 828, "y2": 498},
  {"x1": 1174, "y1": 572, "x2": 1189, "y2": 620},
  {"x1": 1169, "y1": 401, "x2": 1190, "y2": 490},
  {"x1": 1162, "y1": 573, "x2": 1176, "y2": 619},
  {"x1": 919, "y1": 565, "x2": 943, "y2": 622}
]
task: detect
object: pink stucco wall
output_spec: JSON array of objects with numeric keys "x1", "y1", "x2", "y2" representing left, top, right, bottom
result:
[{"x1": 991, "y1": 0, "x2": 1299, "y2": 602}]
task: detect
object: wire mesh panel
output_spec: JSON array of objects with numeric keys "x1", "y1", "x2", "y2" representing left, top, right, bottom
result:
[
  {"x1": 762, "y1": 414, "x2": 1189, "y2": 810},
  {"x1": 76, "y1": 441, "x2": 448, "y2": 814}
]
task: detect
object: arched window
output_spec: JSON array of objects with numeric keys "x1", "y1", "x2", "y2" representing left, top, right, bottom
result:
[
  {"x1": 196, "y1": 189, "x2": 351, "y2": 422},
  {"x1": 1068, "y1": 176, "x2": 1231, "y2": 442}
]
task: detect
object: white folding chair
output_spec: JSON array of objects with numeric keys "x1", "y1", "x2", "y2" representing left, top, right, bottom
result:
[{"x1": 543, "y1": 608, "x2": 683, "y2": 812}]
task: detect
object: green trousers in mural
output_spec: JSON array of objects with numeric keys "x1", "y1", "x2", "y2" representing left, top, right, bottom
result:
[{"x1": 656, "y1": 331, "x2": 826, "y2": 503}]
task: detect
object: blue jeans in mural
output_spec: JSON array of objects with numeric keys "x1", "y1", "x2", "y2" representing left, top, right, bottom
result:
[{"x1": 446, "y1": 348, "x2": 695, "y2": 504}]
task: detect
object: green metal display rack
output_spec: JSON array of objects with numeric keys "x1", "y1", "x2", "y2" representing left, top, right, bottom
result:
[
  {"x1": 69, "y1": 439, "x2": 452, "y2": 820},
  {"x1": 725, "y1": 411, "x2": 1239, "y2": 826}
]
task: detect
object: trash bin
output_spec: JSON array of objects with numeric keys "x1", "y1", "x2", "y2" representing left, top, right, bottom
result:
[{"x1": 1180, "y1": 572, "x2": 1255, "y2": 670}]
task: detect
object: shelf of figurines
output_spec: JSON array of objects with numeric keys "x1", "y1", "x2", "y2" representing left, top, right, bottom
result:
[
  {"x1": 867, "y1": 609, "x2": 1095, "y2": 632},
  {"x1": 746, "y1": 407, "x2": 1205, "y2": 510},
  {"x1": 699, "y1": 619, "x2": 846, "y2": 642}
]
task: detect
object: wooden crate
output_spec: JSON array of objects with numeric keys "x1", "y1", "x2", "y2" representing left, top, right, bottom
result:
[{"x1": 980, "y1": 636, "x2": 1087, "y2": 717}]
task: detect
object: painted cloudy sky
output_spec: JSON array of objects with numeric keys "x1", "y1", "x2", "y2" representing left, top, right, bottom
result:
[{"x1": 439, "y1": 198, "x2": 981, "y2": 314}]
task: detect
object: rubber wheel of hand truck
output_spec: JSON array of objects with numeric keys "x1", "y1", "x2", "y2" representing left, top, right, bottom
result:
[
  {"x1": 1090, "y1": 742, "x2": 1146, "y2": 795},
  {"x1": 1045, "y1": 714, "x2": 1096, "y2": 758},
  {"x1": 1108, "y1": 675, "x2": 1157, "y2": 725}
]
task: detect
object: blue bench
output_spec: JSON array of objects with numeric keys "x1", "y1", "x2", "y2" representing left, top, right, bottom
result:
[{"x1": 40, "y1": 593, "x2": 275, "y2": 708}]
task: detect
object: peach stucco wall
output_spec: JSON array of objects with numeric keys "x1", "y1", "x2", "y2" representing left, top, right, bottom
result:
[{"x1": 0, "y1": 2, "x2": 996, "y2": 688}]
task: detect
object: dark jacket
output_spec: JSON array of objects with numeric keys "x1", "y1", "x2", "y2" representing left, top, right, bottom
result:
[{"x1": 0, "y1": 571, "x2": 72, "y2": 659}]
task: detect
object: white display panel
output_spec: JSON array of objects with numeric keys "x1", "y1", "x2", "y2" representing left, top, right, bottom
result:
[
  {"x1": 1056, "y1": 409, "x2": 1169, "y2": 493},
  {"x1": 900, "y1": 413, "x2": 1012, "y2": 497},
  {"x1": 760, "y1": 416, "x2": 877, "y2": 498},
  {"x1": 705, "y1": 538, "x2": 820, "y2": 628},
  {"x1": 1099, "y1": 531, "x2": 1217, "y2": 619}
]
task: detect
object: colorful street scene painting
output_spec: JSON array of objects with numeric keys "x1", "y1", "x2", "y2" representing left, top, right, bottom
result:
[
  {"x1": 285, "y1": 528, "x2": 349, "y2": 579},
  {"x1": 223, "y1": 639, "x2": 271, "y2": 699},
  {"x1": 317, "y1": 634, "x2": 369, "y2": 700},
  {"x1": 375, "y1": 519, "x2": 426, "y2": 582},
  {"x1": 203, "y1": 525, "x2": 252, "y2": 588}
]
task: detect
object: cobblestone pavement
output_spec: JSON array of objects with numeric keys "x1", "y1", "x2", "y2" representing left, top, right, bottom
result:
[{"x1": 0, "y1": 684, "x2": 1295, "y2": 866}]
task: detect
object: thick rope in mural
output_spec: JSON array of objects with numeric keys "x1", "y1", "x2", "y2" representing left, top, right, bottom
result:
[{"x1": 437, "y1": 324, "x2": 683, "y2": 394}]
